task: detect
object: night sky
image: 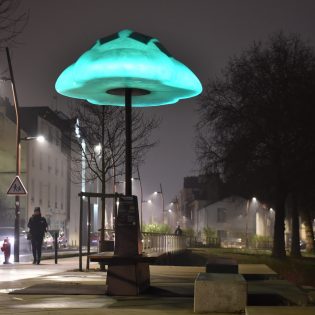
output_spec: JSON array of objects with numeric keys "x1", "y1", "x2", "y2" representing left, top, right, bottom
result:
[{"x1": 1, "y1": 0, "x2": 315, "y2": 204}]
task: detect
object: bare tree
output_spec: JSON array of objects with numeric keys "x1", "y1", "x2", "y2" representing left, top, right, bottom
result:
[
  {"x1": 0, "y1": 0, "x2": 28, "y2": 48},
  {"x1": 69, "y1": 102, "x2": 159, "y2": 244}
]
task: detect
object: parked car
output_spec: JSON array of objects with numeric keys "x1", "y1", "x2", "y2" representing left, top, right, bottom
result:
[
  {"x1": 42, "y1": 232, "x2": 54, "y2": 250},
  {"x1": 90, "y1": 232, "x2": 99, "y2": 246},
  {"x1": 0, "y1": 226, "x2": 30, "y2": 253},
  {"x1": 221, "y1": 237, "x2": 245, "y2": 249},
  {"x1": 58, "y1": 232, "x2": 68, "y2": 249}
]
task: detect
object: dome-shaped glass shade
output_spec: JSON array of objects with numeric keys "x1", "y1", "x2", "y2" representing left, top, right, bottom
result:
[{"x1": 55, "y1": 29, "x2": 202, "y2": 107}]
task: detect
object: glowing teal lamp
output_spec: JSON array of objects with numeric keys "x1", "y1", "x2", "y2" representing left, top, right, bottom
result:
[
  {"x1": 55, "y1": 29, "x2": 202, "y2": 195},
  {"x1": 55, "y1": 29, "x2": 202, "y2": 107},
  {"x1": 55, "y1": 30, "x2": 202, "y2": 296}
]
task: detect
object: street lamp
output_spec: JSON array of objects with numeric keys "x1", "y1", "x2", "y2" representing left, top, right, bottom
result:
[
  {"x1": 23, "y1": 136, "x2": 45, "y2": 143},
  {"x1": 2, "y1": 47, "x2": 46, "y2": 263},
  {"x1": 3, "y1": 47, "x2": 22, "y2": 263},
  {"x1": 54, "y1": 29, "x2": 202, "y2": 296},
  {"x1": 142, "y1": 199, "x2": 153, "y2": 224},
  {"x1": 154, "y1": 183, "x2": 165, "y2": 224},
  {"x1": 245, "y1": 197, "x2": 257, "y2": 248}
]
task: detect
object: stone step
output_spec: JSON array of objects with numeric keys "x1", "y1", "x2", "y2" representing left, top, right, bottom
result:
[{"x1": 246, "y1": 306, "x2": 315, "y2": 315}]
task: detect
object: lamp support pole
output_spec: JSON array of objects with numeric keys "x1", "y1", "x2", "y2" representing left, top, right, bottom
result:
[
  {"x1": 160, "y1": 183, "x2": 165, "y2": 224},
  {"x1": 6, "y1": 47, "x2": 21, "y2": 263},
  {"x1": 125, "y1": 88, "x2": 132, "y2": 196},
  {"x1": 245, "y1": 199, "x2": 250, "y2": 248},
  {"x1": 137, "y1": 166, "x2": 143, "y2": 231}
]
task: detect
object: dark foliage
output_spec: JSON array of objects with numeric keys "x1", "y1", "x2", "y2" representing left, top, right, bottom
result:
[{"x1": 196, "y1": 32, "x2": 315, "y2": 258}]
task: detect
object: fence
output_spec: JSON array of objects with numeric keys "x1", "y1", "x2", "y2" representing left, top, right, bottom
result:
[{"x1": 142, "y1": 232, "x2": 187, "y2": 253}]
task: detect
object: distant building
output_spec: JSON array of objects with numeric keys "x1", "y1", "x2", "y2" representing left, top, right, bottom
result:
[
  {"x1": 194, "y1": 196, "x2": 274, "y2": 242},
  {"x1": 0, "y1": 98, "x2": 27, "y2": 226},
  {"x1": 179, "y1": 174, "x2": 222, "y2": 228},
  {"x1": 1, "y1": 98, "x2": 81, "y2": 244},
  {"x1": 178, "y1": 174, "x2": 274, "y2": 243}
]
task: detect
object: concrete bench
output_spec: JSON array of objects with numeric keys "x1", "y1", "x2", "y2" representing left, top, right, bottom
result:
[
  {"x1": 206, "y1": 257, "x2": 238, "y2": 274},
  {"x1": 194, "y1": 272, "x2": 247, "y2": 313},
  {"x1": 89, "y1": 252, "x2": 162, "y2": 295},
  {"x1": 89, "y1": 252, "x2": 159, "y2": 265}
]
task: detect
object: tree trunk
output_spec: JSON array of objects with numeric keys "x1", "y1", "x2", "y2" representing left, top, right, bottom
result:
[
  {"x1": 290, "y1": 194, "x2": 301, "y2": 258},
  {"x1": 301, "y1": 208, "x2": 315, "y2": 254},
  {"x1": 272, "y1": 192, "x2": 287, "y2": 258}
]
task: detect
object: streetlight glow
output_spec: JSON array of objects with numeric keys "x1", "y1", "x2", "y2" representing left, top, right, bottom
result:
[
  {"x1": 252, "y1": 197, "x2": 257, "y2": 202},
  {"x1": 94, "y1": 144, "x2": 101, "y2": 154},
  {"x1": 36, "y1": 135, "x2": 45, "y2": 143}
]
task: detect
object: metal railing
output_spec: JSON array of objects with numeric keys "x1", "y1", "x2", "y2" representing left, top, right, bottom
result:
[
  {"x1": 141, "y1": 232, "x2": 187, "y2": 253},
  {"x1": 95, "y1": 230, "x2": 188, "y2": 254}
]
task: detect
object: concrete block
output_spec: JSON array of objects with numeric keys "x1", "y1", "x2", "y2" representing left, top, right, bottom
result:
[
  {"x1": 246, "y1": 306, "x2": 315, "y2": 315},
  {"x1": 194, "y1": 272, "x2": 247, "y2": 313}
]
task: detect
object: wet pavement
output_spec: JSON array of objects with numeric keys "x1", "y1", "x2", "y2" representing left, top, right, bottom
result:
[{"x1": 0, "y1": 256, "x2": 314, "y2": 314}]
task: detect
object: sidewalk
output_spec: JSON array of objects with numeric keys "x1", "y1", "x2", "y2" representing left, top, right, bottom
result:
[
  {"x1": 0, "y1": 256, "x2": 314, "y2": 315},
  {"x1": 0, "y1": 257, "x2": 198, "y2": 315}
]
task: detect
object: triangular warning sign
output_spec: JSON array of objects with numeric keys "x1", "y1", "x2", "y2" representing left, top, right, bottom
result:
[{"x1": 7, "y1": 176, "x2": 28, "y2": 195}]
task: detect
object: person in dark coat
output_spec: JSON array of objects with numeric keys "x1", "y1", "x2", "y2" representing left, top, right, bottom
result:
[
  {"x1": 27, "y1": 207, "x2": 48, "y2": 264},
  {"x1": 174, "y1": 225, "x2": 183, "y2": 236}
]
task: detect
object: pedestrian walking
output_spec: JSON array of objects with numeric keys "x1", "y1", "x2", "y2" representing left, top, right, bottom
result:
[
  {"x1": 1, "y1": 237, "x2": 11, "y2": 264},
  {"x1": 174, "y1": 225, "x2": 183, "y2": 236},
  {"x1": 27, "y1": 207, "x2": 48, "y2": 264}
]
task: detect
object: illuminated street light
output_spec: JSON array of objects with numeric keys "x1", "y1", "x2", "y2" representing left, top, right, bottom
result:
[
  {"x1": 55, "y1": 29, "x2": 202, "y2": 197},
  {"x1": 142, "y1": 199, "x2": 153, "y2": 224},
  {"x1": 54, "y1": 29, "x2": 202, "y2": 295},
  {"x1": 245, "y1": 196, "x2": 258, "y2": 248},
  {"x1": 153, "y1": 183, "x2": 165, "y2": 224},
  {"x1": 22, "y1": 135, "x2": 46, "y2": 143}
]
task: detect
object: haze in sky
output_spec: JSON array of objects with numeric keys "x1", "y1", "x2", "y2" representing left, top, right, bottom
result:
[{"x1": 1, "y1": 0, "x2": 315, "y2": 204}]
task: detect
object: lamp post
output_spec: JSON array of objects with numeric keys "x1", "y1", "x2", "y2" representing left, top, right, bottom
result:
[
  {"x1": 5, "y1": 47, "x2": 21, "y2": 263},
  {"x1": 54, "y1": 29, "x2": 202, "y2": 295},
  {"x1": 142, "y1": 199, "x2": 152, "y2": 224},
  {"x1": 245, "y1": 197, "x2": 257, "y2": 248},
  {"x1": 154, "y1": 183, "x2": 165, "y2": 224}
]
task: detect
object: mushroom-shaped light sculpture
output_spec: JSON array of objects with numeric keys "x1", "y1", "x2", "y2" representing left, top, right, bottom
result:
[
  {"x1": 55, "y1": 29, "x2": 202, "y2": 195},
  {"x1": 55, "y1": 29, "x2": 202, "y2": 106},
  {"x1": 55, "y1": 30, "x2": 202, "y2": 295}
]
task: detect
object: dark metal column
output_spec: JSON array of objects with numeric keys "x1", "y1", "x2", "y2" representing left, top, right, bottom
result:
[
  {"x1": 86, "y1": 196, "x2": 91, "y2": 270},
  {"x1": 79, "y1": 195, "x2": 83, "y2": 271},
  {"x1": 125, "y1": 88, "x2": 132, "y2": 195},
  {"x1": 6, "y1": 47, "x2": 21, "y2": 263}
]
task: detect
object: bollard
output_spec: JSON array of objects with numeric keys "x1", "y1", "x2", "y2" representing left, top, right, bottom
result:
[{"x1": 54, "y1": 232, "x2": 58, "y2": 264}]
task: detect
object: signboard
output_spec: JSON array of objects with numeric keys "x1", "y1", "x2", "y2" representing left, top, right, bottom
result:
[{"x1": 7, "y1": 176, "x2": 28, "y2": 195}]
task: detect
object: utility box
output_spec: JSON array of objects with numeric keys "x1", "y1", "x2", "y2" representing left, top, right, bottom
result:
[{"x1": 114, "y1": 195, "x2": 142, "y2": 256}]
